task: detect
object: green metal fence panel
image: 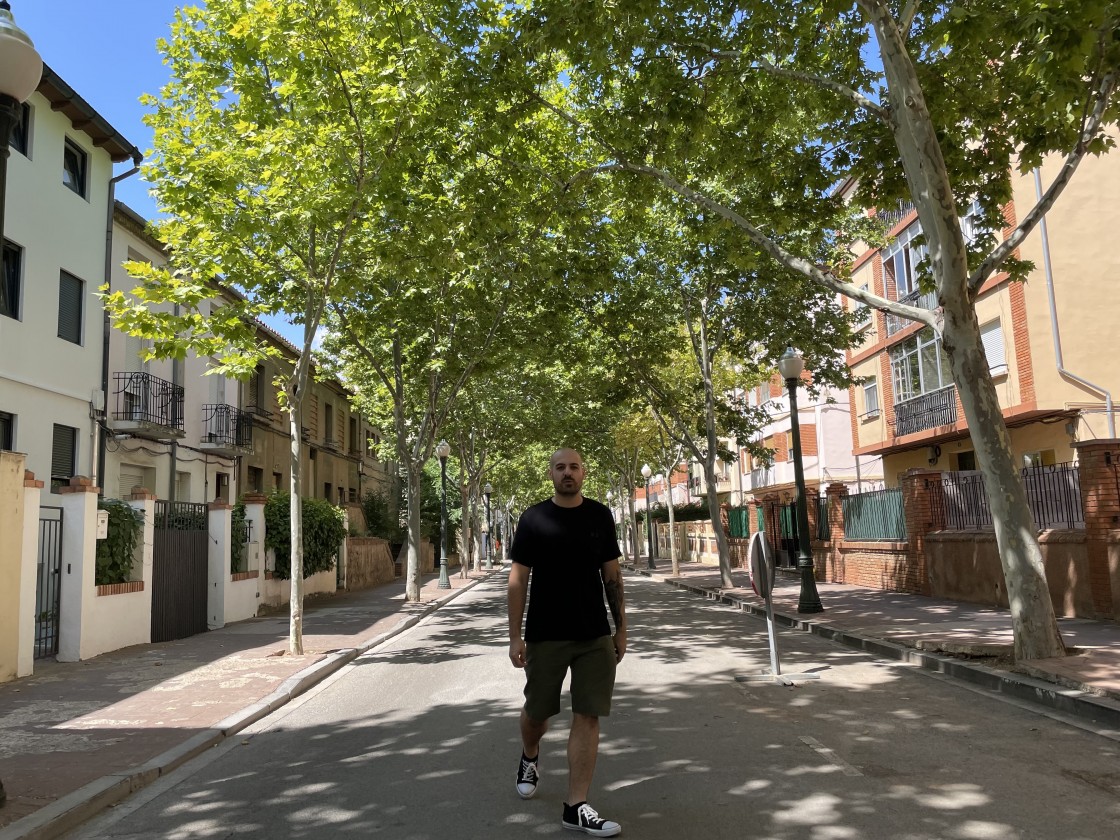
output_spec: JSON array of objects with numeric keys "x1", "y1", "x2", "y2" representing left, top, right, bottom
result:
[
  {"x1": 728, "y1": 507, "x2": 750, "y2": 538},
  {"x1": 816, "y1": 495, "x2": 830, "y2": 541},
  {"x1": 841, "y1": 488, "x2": 907, "y2": 541},
  {"x1": 756, "y1": 506, "x2": 765, "y2": 532},
  {"x1": 779, "y1": 503, "x2": 796, "y2": 539}
]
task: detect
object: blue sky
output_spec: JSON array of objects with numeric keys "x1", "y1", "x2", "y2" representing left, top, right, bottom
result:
[{"x1": 15, "y1": 0, "x2": 305, "y2": 345}]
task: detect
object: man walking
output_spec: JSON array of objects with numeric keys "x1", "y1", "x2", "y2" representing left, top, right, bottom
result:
[{"x1": 508, "y1": 447, "x2": 627, "y2": 837}]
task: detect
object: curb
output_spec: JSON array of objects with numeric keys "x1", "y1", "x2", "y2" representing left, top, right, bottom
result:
[
  {"x1": 0, "y1": 573, "x2": 494, "y2": 840},
  {"x1": 628, "y1": 565, "x2": 1120, "y2": 735}
]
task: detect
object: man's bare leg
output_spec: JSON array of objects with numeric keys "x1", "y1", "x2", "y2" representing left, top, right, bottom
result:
[
  {"x1": 521, "y1": 709, "x2": 548, "y2": 759},
  {"x1": 566, "y1": 712, "x2": 600, "y2": 804}
]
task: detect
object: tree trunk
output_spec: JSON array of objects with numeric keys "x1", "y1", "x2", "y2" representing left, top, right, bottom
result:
[
  {"x1": 667, "y1": 487, "x2": 679, "y2": 577},
  {"x1": 698, "y1": 315, "x2": 733, "y2": 588},
  {"x1": 405, "y1": 463, "x2": 423, "y2": 601},
  {"x1": 941, "y1": 304, "x2": 1067, "y2": 661},
  {"x1": 287, "y1": 399, "x2": 304, "y2": 655},
  {"x1": 627, "y1": 493, "x2": 640, "y2": 566}
]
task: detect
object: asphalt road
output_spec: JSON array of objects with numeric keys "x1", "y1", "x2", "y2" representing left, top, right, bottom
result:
[{"x1": 70, "y1": 572, "x2": 1120, "y2": 839}]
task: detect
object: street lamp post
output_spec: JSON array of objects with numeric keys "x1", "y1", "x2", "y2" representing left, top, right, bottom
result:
[
  {"x1": 1, "y1": 0, "x2": 42, "y2": 303},
  {"x1": 483, "y1": 482, "x2": 493, "y2": 570},
  {"x1": 436, "y1": 440, "x2": 451, "y2": 589},
  {"x1": 641, "y1": 463, "x2": 655, "y2": 569},
  {"x1": 778, "y1": 347, "x2": 824, "y2": 614},
  {"x1": 0, "y1": 1, "x2": 40, "y2": 810}
]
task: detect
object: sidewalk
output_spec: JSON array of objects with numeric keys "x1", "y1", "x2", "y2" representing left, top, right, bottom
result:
[
  {"x1": 0, "y1": 568, "x2": 494, "y2": 840},
  {"x1": 627, "y1": 558, "x2": 1120, "y2": 733}
]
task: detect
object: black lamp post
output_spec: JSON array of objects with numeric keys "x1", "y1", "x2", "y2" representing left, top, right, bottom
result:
[
  {"x1": 436, "y1": 439, "x2": 451, "y2": 589},
  {"x1": 778, "y1": 346, "x2": 824, "y2": 614},
  {"x1": 0, "y1": 1, "x2": 42, "y2": 307},
  {"x1": 483, "y1": 481, "x2": 493, "y2": 570},
  {"x1": 641, "y1": 463, "x2": 655, "y2": 569}
]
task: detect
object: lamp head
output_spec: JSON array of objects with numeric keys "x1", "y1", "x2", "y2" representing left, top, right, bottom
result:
[
  {"x1": 777, "y1": 346, "x2": 804, "y2": 381},
  {"x1": 641, "y1": 463, "x2": 652, "y2": 480},
  {"x1": 483, "y1": 482, "x2": 493, "y2": 495},
  {"x1": 435, "y1": 439, "x2": 451, "y2": 460},
  {"x1": 0, "y1": 2, "x2": 43, "y2": 103}
]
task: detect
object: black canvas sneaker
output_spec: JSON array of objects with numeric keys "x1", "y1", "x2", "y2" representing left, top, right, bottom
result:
[
  {"x1": 515, "y1": 753, "x2": 539, "y2": 799},
  {"x1": 562, "y1": 801, "x2": 621, "y2": 837}
]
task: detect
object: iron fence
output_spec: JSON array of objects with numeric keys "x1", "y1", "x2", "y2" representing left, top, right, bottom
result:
[
  {"x1": 112, "y1": 371, "x2": 184, "y2": 430},
  {"x1": 727, "y1": 506, "x2": 751, "y2": 539},
  {"x1": 202, "y1": 404, "x2": 253, "y2": 449},
  {"x1": 939, "y1": 463, "x2": 1085, "y2": 531},
  {"x1": 885, "y1": 289, "x2": 939, "y2": 337},
  {"x1": 36, "y1": 507, "x2": 63, "y2": 659},
  {"x1": 893, "y1": 384, "x2": 957, "y2": 437},
  {"x1": 842, "y1": 488, "x2": 907, "y2": 541},
  {"x1": 817, "y1": 495, "x2": 830, "y2": 541}
]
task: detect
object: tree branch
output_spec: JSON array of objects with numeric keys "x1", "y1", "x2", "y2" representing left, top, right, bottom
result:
[
  {"x1": 968, "y1": 69, "x2": 1119, "y2": 291},
  {"x1": 899, "y1": 0, "x2": 920, "y2": 41},
  {"x1": 576, "y1": 159, "x2": 937, "y2": 328}
]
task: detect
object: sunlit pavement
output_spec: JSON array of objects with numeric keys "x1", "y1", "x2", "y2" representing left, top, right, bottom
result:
[{"x1": 65, "y1": 574, "x2": 1120, "y2": 840}]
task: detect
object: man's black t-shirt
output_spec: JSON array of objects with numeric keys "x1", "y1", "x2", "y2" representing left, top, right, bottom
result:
[{"x1": 510, "y1": 498, "x2": 621, "y2": 643}]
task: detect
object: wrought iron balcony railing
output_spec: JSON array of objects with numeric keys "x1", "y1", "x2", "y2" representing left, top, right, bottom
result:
[
  {"x1": 201, "y1": 404, "x2": 253, "y2": 451},
  {"x1": 876, "y1": 199, "x2": 917, "y2": 229},
  {"x1": 892, "y1": 384, "x2": 957, "y2": 437},
  {"x1": 112, "y1": 372, "x2": 185, "y2": 435},
  {"x1": 885, "y1": 289, "x2": 939, "y2": 337}
]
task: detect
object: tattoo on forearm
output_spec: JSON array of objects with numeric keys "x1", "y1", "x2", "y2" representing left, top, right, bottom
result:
[{"x1": 605, "y1": 578, "x2": 624, "y2": 632}]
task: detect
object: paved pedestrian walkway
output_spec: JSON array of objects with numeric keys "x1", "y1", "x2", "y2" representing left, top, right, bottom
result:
[
  {"x1": 627, "y1": 558, "x2": 1120, "y2": 725},
  {"x1": 3, "y1": 559, "x2": 1120, "y2": 839}
]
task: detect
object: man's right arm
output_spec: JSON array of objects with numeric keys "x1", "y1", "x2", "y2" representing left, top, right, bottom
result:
[{"x1": 508, "y1": 561, "x2": 530, "y2": 668}]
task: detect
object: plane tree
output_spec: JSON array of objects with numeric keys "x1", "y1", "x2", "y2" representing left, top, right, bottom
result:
[
  {"x1": 465, "y1": 0, "x2": 1120, "y2": 660},
  {"x1": 102, "y1": 0, "x2": 451, "y2": 651}
]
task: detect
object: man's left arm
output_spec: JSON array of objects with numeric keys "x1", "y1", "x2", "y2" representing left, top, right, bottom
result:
[{"x1": 602, "y1": 558, "x2": 626, "y2": 663}]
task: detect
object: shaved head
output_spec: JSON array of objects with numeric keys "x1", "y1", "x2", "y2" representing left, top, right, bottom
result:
[{"x1": 548, "y1": 448, "x2": 586, "y2": 505}]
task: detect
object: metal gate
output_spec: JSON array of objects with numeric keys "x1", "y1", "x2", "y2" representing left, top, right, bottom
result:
[
  {"x1": 35, "y1": 507, "x2": 64, "y2": 659},
  {"x1": 778, "y1": 501, "x2": 799, "y2": 568},
  {"x1": 151, "y1": 501, "x2": 209, "y2": 643}
]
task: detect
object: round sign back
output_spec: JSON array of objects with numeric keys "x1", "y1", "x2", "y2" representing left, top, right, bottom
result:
[{"x1": 747, "y1": 531, "x2": 775, "y2": 599}]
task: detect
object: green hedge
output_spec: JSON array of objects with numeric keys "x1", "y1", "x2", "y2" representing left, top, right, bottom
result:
[
  {"x1": 637, "y1": 502, "x2": 711, "y2": 524},
  {"x1": 96, "y1": 499, "x2": 144, "y2": 586},
  {"x1": 264, "y1": 493, "x2": 346, "y2": 580}
]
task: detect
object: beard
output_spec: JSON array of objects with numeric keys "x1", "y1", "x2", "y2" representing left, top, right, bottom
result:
[{"x1": 554, "y1": 477, "x2": 582, "y2": 496}]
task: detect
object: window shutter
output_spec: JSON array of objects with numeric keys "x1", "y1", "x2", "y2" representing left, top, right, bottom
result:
[
  {"x1": 119, "y1": 468, "x2": 144, "y2": 500},
  {"x1": 980, "y1": 320, "x2": 1006, "y2": 373},
  {"x1": 51, "y1": 424, "x2": 77, "y2": 487},
  {"x1": 57, "y1": 272, "x2": 83, "y2": 344}
]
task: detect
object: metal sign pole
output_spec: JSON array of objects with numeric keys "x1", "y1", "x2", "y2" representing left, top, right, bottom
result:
[{"x1": 737, "y1": 531, "x2": 820, "y2": 687}]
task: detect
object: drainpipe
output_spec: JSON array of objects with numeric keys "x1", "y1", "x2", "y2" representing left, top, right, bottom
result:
[
  {"x1": 1033, "y1": 168, "x2": 1115, "y2": 437},
  {"x1": 97, "y1": 166, "x2": 140, "y2": 494}
]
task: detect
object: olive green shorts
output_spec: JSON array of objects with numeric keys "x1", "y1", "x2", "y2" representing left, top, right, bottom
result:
[{"x1": 523, "y1": 636, "x2": 617, "y2": 721}]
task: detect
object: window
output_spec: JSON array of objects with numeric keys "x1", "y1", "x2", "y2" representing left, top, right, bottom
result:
[
  {"x1": 249, "y1": 364, "x2": 267, "y2": 413},
  {"x1": 1, "y1": 239, "x2": 21, "y2": 320},
  {"x1": 324, "y1": 403, "x2": 334, "y2": 443},
  {"x1": 956, "y1": 451, "x2": 977, "y2": 471},
  {"x1": 1024, "y1": 450, "x2": 1056, "y2": 468},
  {"x1": 57, "y1": 271, "x2": 84, "y2": 344},
  {"x1": 215, "y1": 472, "x2": 230, "y2": 503},
  {"x1": 324, "y1": 482, "x2": 332, "y2": 500},
  {"x1": 883, "y1": 222, "x2": 927, "y2": 299},
  {"x1": 980, "y1": 319, "x2": 1007, "y2": 376},
  {"x1": 273, "y1": 471, "x2": 283, "y2": 490},
  {"x1": 862, "y1": 377, "x2": 880, "y2": 417},
  {"x1": 51, "y1": 424, "x2": 78, "y2": 492},
  {"x1": 63, "y1": 139, "x2": 88, "y2": 197},
  {"x1": 349, "y1": 417, "x2": 358, "y2": 453},
  {"x1": 248, "y1": 466, "x2": 264, "y2": 492},
  {"x1": 10, "y1": 102, "x2": 29, "y2": 156},
  {"x1": 853, "y1": 283, "x2": 872, "y2": 329},
  {"x1": 890, "y1": 327, "x2": 950, "y2": 403},
  {"x1": 0, "y1": 411, "x2": 13, "y2": 450}
]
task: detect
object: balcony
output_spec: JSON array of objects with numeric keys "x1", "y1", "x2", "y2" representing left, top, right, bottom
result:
[
  {"x1": 110, "y1": 372, "x2": 185, "y2": 440},
  {"x1": 877, "y1": 199, "x2": 916, "y2": 230},
  {"x1": 892, "y1": 384, "x2": 957, "y2": 437},
  {"x1": 885, "y1": 289, "x2": 939, "y2": 337},
  {"x1": 200, "y1": 404, "x2": 253, "y2": 455}
]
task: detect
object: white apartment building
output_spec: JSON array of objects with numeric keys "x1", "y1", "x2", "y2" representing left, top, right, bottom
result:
[{"x1": 0, "y1": 64, "x2": 142, "y2": 499}]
